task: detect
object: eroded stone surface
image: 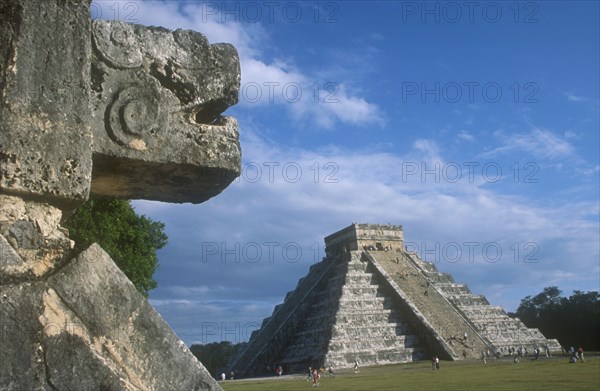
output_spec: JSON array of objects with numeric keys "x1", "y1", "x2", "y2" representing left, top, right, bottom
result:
[
  {"x1": 1, "y1": 7, "x2": 241, "y2": 208},
  {"x1": 1, "y1": 1, "x2": 240, "y2": 389},
  {"x1": 0, "y1": 0, "x2": 93, "y2": 210},
  {"x1": 90, "y1": 20, "x2": 241, "y2": 203},
  {"x1": 0, "y1": 195, "x2": 72, "y2": 283},
  {"x1": 1, "y1": 244, "x2": 221, "y2": 390}
]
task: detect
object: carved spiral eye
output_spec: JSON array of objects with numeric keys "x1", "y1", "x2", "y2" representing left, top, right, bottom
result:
[
  {"x1": 92, "y1": 20, "x2": 142, "y2": 69},
  {"x1": 107, "y1": 84, "x2": 166, "y2": 149}
]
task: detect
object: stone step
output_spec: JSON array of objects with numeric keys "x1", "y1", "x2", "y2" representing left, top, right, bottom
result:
[
  {"x1": 335, "y1": 304, "x2": 397, "y2": 312},
  {"x1": 446, "y1": 294, "x2": 489, "y2": 306},
  {"x1": 330, "y1": 273, "x2": 377, "y2": 285},
  {"x1": 333, "y1": 312, "x2": 402, "y2": 323},
  {"x1": 340, "y1": 286, "x2": 381, "y2": 295},
  {"x1": 435, "y1": 284, "x2": 470, "y2": 295},
  {"x1": 331, "y1": 325, "x2": 407, "y2": 339},
  {"x1": 427, "y1": 272, "x2": 455, "y2": 284},
  {"x1": 281, "y1": 346, "x2": 328, "y2": 360},
  {"x1": 347, "y1": 262, "x2": 370, "y2": 273},
  {"x1": 328, "y1": 335, "x2": 421, "y2": 351},
  {"x1": 325, "y1": 347, "x2": 428, "y2": 366},
  {"x1": 460, "y1": 304, "x2": 504, "y2": 311},
  {"x1": 470, "y1": 315, "x2": 520, "y2": 323},
  {"x1": 312, "y1": 296, "x2": 391, "y2": 307},
  {"x1": 425, "y1": 272, "x2": 457, "y2": 285},
  {"x1": 470, "y1": 317, "x2": 523, "y2": 325},
  {"x1": 326, "y1": 346, "x2": 417, "y2": 359},
  {"x1": 335, "y1": 299, "x2": 395, "y2": 311}
]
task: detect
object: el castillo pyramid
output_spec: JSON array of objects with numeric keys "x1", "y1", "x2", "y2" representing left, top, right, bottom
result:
[{"x1": 228, "y1": 224, "x2": 561, "y2": 376}]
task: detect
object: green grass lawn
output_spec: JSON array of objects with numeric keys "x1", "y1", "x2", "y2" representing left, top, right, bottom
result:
[{"x1": 222, "y1": 357, "x2": 600, "y2": 391}]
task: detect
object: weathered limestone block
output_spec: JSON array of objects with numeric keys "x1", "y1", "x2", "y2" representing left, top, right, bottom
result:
[
  {"x1": 1, "y1": 0, "x2": 241, "y2": 388},
  {"x1": 0, "y1": 244, "x2": 220, "y2": 390},
  {"x1": 90, "y1": 20, "x2": 241, "y2": 203},
  {"x1": 0, "y1": 195, "x2": 72, "y2": 283},
  {"x1": 0, "y1": 0, "x2": 93, "y2": 209}
]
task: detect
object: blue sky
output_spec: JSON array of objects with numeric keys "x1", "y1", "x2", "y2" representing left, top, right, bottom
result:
[{"x1": 92, "y1": 0, "x2": 599, "y2": 346}]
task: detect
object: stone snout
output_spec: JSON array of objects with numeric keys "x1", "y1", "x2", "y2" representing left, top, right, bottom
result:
[{"x1": 90, "y1": 20, "x2": 242, "y2": 204}]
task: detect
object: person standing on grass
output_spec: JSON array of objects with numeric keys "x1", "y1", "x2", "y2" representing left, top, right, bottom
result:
[
  {"x1": 327, "y1": 366, "x2": 336, "y2": 377},
  {"x1": 577, "y1": 347, "x2": 585, "y2": 363},
  {"x1": 312, "y1": 368, "x2": 320, "y2": 387}
]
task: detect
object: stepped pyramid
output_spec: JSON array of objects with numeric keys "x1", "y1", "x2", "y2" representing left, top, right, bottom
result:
[{"x1": 228, "y1": 224, "x2": 560, "y2": 377}]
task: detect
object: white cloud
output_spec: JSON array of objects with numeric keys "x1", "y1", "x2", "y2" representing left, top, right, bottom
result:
[
  {"x1": 579, "y1": 164, "x2": 600, "y2": 176},
  {"x1": 564, "y1": 130, "x2": 581, "y2": 139},
  {"x1": 97, "y1": 1, "x2": 599, "y2": 346},
  {"x1": 457, "y1": 130, "x2": 474, "y2": 142},
  {"x1": 412, "y1": 139, "x2": 441, "y2": 160},
  {"x1": 137, "y1": 130, "x2": 599, "y2": 343},
  {"x1": 566, "y1": 92, "x2": 588, "y2": 102},
  {"x1": 93, "y1": 0, "x2": 382, "y2": 129},
  {"x1": 480, "y1": 127, "x2": 575, "y2": 160}
]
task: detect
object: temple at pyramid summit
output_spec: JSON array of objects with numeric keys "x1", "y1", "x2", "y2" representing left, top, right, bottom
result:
[{"x1": 228, "y1": 224, "x2": 560, "y2": 377}]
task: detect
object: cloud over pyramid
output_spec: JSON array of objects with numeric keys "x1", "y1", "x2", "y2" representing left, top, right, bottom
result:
[{"x1": 228, "y1": 224, "x2": 560, "y2": 376}]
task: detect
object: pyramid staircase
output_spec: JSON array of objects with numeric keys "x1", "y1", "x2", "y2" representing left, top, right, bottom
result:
[
  {"x1": 227, "y1": 252, "x2": 426, "y2": 376},
  {"x1": 227, "y1": 224, "x2": 561, "y2": 377},
  {"x1": 405, "y1": 252, "x2": 561, "y2": 353},
  {"x1": 319, "y1": 252, "x2": 425, "y2": 368},
  {"x1": 365, "y1": 250, "x2": 493, "y2": 359}
]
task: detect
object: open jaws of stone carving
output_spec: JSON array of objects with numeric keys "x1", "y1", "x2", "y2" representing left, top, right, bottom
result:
[{"x1": 90, "y1": 20, "x2": 241, "y2": 204}]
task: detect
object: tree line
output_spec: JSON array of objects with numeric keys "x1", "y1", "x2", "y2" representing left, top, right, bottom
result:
[{"x1": 509, "y1": 286, "x2": 599, "y2": 351}]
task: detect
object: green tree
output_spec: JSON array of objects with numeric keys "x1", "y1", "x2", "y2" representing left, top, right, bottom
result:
[
  {"x1": 190, "y1": 341, "x2": 241, "y2": 378},
  {"x1": 64, "y1": 198, "x2": 168, "y2": 297},
  {"x1": 513, "y1": 286, "x2": 600, "y2": 350},
  {"x1": 514, "y1": 286, "x2": 563, "y2": 328}
]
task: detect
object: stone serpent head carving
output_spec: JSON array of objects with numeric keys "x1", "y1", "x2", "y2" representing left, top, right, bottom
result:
[{"x1": 91, "y1": 20, "x2": 241, "y2": 203}]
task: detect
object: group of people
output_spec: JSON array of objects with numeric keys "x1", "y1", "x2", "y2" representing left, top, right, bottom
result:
[
  {"x1": 506, "y1": 345, "x2": 552, "y2": 360},
  {"x1": 448, "y1": 332, "x2": 469, "y2": 347},
  {"x1": 568, "y1": 346, "x2": 585, "y2": 363}
]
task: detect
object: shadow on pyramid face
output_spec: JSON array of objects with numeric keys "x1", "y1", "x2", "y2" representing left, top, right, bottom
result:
[{"x1": 227, "y1": 224, "x2": 561, "y2": 377}]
